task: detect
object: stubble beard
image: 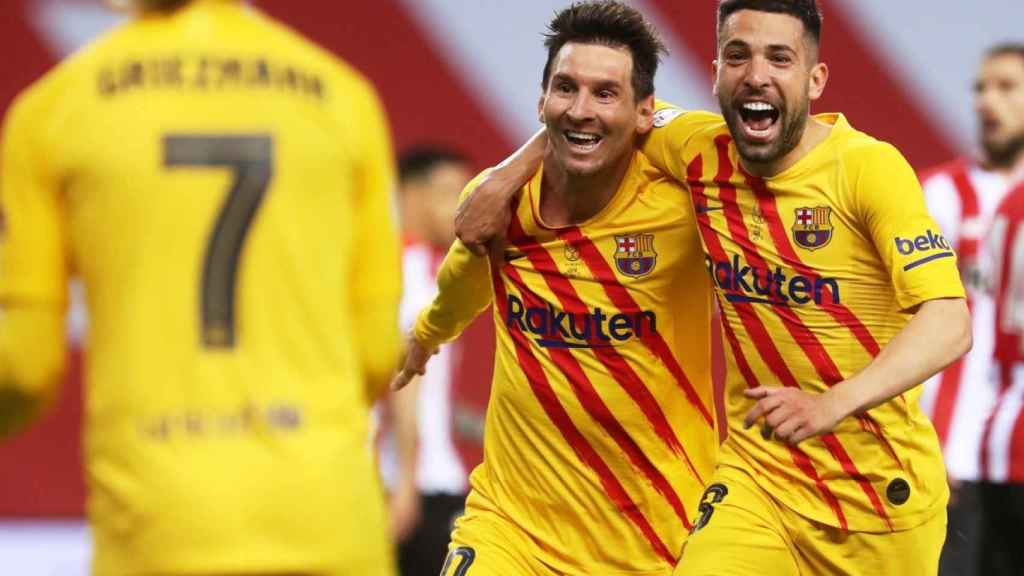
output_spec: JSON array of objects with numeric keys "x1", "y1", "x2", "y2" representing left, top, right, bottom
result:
[
  {"x1": 721, "y1": 92, "x2": 810, "y2": 168},
  {"x1": 982, "y1": 132, "x2": 1024, "y2": 170}
]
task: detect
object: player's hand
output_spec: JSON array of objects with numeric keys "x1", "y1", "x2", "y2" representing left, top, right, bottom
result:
[
  {"x1": 390, "y1": 333, "x2": 438, "y2": 392},
  {"x1": 453, "y1": 172, "x2": 519, "y2": 257},
  {"x1": 388, "y1": 479, "x2": 421, "y2": 543},
  {"x1": 742, "y1": 386, "x2": 845, "y2": 445}
]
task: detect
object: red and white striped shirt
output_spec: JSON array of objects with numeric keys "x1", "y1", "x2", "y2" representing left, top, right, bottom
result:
[
  {"x1": 920, "y1": 159, "x2": 1008, "y2": 481},
  {"x1": 981, "y1": 181, "x2": 1024, "y2": 483}
]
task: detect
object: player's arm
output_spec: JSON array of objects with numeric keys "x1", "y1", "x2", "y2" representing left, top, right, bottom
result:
[
  {"x1": 638, "y1": 100, "x2": 715, "y2": 184},
  {"x1": 391, "y1": 178, "x2": 495, "y2": 391},
  {"x1": 347, "y1": 82, "x2": 403, "y2": 404},
  {"x1": 0, "y1": 89, "x2": 69, "y2": 437},
  {"x1": 745, "y1": 143, "x2": 971, "y2": 444},
  {"x1": 386, "y1": 374, "x2": 421, "y2": 541},
  {"x1": 454, "y1": 130, "x2": 545, "y2": 255}
]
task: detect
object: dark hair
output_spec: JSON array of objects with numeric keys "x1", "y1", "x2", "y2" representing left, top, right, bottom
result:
[
  {"x1": 986, "y1": 42, "x2": 1024, "y2": 63},
  {"x1": 132, "y1": 0, "x2": 191, "y2": 11},
  {"x1": 717, "y1": 0, "x2": 822, "y2": 48},
  {"x1": 542, "y1": 1, "x2": 667, "y2": 100},
  {"x1": 398, "y1": 146, "x2": 469, "y2": 186}
]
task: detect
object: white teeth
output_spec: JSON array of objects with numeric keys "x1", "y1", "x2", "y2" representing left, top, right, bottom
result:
[
  {"x1": 566, "y1": 131, "x2": 600, "y2": 142},
  {"x1": 743, "y1": 102, "x2": 775, "y2": 112}
]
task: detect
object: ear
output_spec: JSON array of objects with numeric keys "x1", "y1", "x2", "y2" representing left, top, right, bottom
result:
[
  {"x1": 711, "y1": 59, "x2": 720, "y2": 96},
  {"x1": 807, "y1": 61, "x2": 829, "y2": 102},
  {"x1": 635, "y1": 94, "x2": 655, "y2": 135},
  {"x1": 537, "y1": 94, "x2": 546, "y2": 123}
]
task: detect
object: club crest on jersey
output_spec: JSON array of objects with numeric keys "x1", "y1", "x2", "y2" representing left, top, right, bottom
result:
[
  {"x1": 614, "y1": 233, "x2": 657, "y2": 277},
  {"x1": 792, "y1": 207, "x2": 833, "y2": 251}
]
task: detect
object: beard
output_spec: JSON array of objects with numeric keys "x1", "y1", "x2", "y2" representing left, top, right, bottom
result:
[
  {"x1": 982, "y1": 132, "x2": 1024, "y2": 169},
  {"x1": 720, "y1": 91, "x2": 810, "y2": 167}
]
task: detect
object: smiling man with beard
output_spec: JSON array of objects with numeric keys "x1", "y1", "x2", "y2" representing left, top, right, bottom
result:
[{"x1": 454, "y1": 1, "x2": 973, "y2": 574}]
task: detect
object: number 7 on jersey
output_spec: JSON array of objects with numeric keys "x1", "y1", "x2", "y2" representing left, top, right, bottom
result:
[{"x1": 163, "y1": 134, "x2": 274, "y2": 349}]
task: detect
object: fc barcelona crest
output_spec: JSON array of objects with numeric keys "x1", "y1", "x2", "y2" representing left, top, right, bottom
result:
[
  {"x1": 614, "y1": 233, "x2": 657, "y2": 277},
  {"x1": 792, "y1": 207, "x2": 833, "y2": 251}
]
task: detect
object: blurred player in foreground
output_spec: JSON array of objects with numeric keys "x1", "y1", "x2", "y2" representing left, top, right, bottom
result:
[
  {"x1": 919, "y1": 42, "x2": 1024, "y2": 576},
  {"x1": 383, "y1": 146, "x2": 474, "y2": 576},
  {"x1": 392, "y1": 2, "x2": 718, "y2": 574},
  {"x1": 455, "y1": 0, "x2": 972, "y2": 574},
  {"x1": 0, "y1": 0, "x2": 401, "y2": 575}
]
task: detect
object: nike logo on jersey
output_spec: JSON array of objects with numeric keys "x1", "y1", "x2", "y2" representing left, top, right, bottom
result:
[{"x1": 695, "y1": 204, "x2": 724, "y2": 214}]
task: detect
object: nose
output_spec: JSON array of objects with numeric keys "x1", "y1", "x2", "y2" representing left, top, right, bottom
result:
[
  {"x1": 743, "y1": 55, "x2": 771, "y2": 90},
  {"x1": 566, "y1": 91, "x2": 596, "y2": 123}
]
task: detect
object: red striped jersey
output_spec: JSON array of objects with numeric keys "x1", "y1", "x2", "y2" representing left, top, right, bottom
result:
[
  {"x1": 415, "y1": 152, "x2": 716, "y2": 574},
  {"x1": 644, "y1": 107, "x2": 965, "y2": 532},
  {"x1": 981, "y1": 182, "x2": 1024, "y2": 483},
  {"x1": 919, "y1": 159, "x2": 1008, "y2": 481}
]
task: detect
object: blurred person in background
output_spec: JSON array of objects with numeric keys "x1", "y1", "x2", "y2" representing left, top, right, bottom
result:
[
  {"x1": 982, "y1": 176, "x2": 1024, "y2": 576},
  {"x1": 919, "y1": 42, "x2": 1024, "y2": 576},
  {"x1": 976, "y1": 43, "x2": 1024, "y2": 573},
  {"x1": 0, "y1": 0, "x2": 401, "y2": 575},
  {"x1": 381, "y1": 146, "x2": 473, "y2": 576}
]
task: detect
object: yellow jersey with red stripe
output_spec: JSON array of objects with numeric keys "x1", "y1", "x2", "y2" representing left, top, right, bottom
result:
[
  {"x1": 643, "y1": 107, "x2": 964, "y2": 532},
  {"x1": 0, "y1": 1, "x2": 400, "y2": 574},
  {"x1": 416, "y1": 152, "x2": 716, "y2": 574}
]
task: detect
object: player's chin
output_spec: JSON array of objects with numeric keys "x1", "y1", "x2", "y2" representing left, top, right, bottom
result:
[
  {"x1": 734, "y1": 139, "x2": 781, "y2": 164},
  {"x1": 564, "y1": 157, "x2": 605, "y2": 177}
]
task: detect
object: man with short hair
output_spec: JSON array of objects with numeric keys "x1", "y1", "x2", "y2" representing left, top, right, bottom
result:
[
  {"x1": 0, "y1": 1, "x2": 401, "y2": 575},
  {"x1": 918, "y1": 42, "x2": 1024, "y2": 576},
  {"x1": 455, "y1": 1, "x2": 971, "y2": 574},
  {"x1": 393, "y1": 2, "x2": 718, "y2": 575}
]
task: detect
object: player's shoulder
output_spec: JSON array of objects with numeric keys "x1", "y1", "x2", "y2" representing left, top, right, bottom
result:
[
  {"x1": 651, "y1": 104, "x2": 727, "y2": 143},
  {"x1": 247, "y1": 8, "x2": 366, "y2": 85},
  {"x1": 3, "y1": 17, "x2": 132, "y2": 128},
  {"x1": 634, "y1": 151, "x2": 686, "y2": 192},
  {"x1": 830, "y1": 117, "x2": 911, "y2": 177}
]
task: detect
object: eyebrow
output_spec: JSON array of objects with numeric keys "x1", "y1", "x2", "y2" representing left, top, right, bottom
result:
[{"x1": 722, "y1": 39, "x2": 799, "y2": 54}]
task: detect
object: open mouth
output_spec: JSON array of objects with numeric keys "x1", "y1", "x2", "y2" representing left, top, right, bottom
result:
[
  {"x1": 737, "y1": 101, "x2": 781, "y2": 141},
  {"x1": 564, "y1": 130, "x2": 602, "y2": 152}
]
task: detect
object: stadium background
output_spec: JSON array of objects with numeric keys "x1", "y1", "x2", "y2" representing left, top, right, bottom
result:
[{"x1": 0, "y1": 0, "x2": 1021, "y2": 572}]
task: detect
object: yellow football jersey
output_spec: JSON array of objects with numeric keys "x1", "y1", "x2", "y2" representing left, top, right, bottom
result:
[
  {"x1": 0, "y1": 1, "x2": 400, "y2": 575},
  {"x1": 416, "y1": 152, "x2": 717, "y2": 574},
  {"x1": 644, "y1": 106, "x2": 964, "y2": 532}
]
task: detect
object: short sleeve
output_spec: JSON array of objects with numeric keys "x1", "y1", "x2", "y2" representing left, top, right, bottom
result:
[{"x1": 850, "y1": 142, "x2": 966, "y2": 310}]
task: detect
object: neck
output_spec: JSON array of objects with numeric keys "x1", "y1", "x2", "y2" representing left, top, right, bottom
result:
[
  {"x1": 740, "y1": 116, "x2": 832, "y2": 178},
  {"x1": 539, "y1": 151, "x2": 633, "y2": 227}
]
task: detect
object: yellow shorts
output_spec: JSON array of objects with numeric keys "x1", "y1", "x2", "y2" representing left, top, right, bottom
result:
[
  {"x1": 674, "y1": 465, "x2": 946, "y2": 576},
  {"x1": 441, "y1": 504, "x2": 556, "y2": 576}
]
